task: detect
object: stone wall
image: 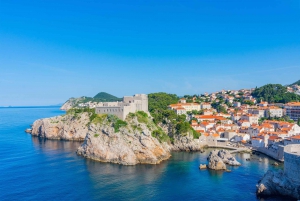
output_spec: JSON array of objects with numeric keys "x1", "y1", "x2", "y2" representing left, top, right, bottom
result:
[
  {"x1": 95, "y1": 94, "x2": 148, "y2": 120},
  {"x1": 284, "y1": 144, "x2": 300, "y2": 183}
]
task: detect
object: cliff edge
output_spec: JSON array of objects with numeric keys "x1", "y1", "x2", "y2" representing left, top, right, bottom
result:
[{"x1": 31, "y1": 109, "x2": 171, "y2": 165}]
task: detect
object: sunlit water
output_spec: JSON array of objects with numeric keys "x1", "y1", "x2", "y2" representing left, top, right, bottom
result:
[{"x1": 0, "y1": 107, "x2": 293, "y2": 201}]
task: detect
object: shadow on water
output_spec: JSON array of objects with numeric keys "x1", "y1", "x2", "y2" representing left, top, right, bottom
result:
[{"x1": 31, "y1": 136, "x2": 83, "y2": 152}]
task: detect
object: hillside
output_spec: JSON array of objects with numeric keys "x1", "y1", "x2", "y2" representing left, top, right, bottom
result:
[
  {"x1": 252, "y1": 84, "x2": 300, "y2": 103},
  {"x1": 60, "y1": 92, "x2": 122, "y2": 110},
  {"x1": 289, "y1": 80, "x2": 300, "y2": 86},
  {"x1": 93, "y1": 92, "x2": 122, "y2": 102}
]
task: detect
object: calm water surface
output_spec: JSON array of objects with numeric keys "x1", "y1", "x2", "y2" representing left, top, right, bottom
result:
[{"x1": 0, "y1": 107, "x2": 293, "y2": 201}]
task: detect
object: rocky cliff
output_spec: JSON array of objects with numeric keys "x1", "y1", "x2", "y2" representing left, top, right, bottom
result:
[
  {"x1": 256, "y1": 170, "x2": 300, "y2": 199},
  {"x1": 159, "y1": 122, "x2": 203, "y2": 151},
  {"x1": 31, "y1": 113, "x2": 89, "y2": 141},
  {"x1": 60, "y1": 98, "x2": 80, "y2": 111},
  {"x1": 76, "y1": 123, "x2": 170, "y2": 165},
  {"x1": 31, "y1": 111, "x2": 171, "y2": 165}
]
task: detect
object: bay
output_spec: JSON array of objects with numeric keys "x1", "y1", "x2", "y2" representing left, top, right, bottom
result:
[{"x1": 0, "y1": 107, "x2": 292, "y2": 201}]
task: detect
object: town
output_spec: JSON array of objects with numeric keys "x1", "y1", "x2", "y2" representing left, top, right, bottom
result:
[
  {"x1": 169, "y1": 85, "x2": 300, "y2": 161},
  {"x1": 71, "y1": 82, "x2": 300, "y2": 162}
]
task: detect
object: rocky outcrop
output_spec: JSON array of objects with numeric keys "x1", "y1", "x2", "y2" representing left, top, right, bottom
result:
[
  {"x1": 32, "y1": 111, "x2": 171, "y2": 165},
  {"x1": 77, "y1": 119, "x2": 171, "y2": 165},
  {"x1": 199, "y1": 164, "x2": 207, "y2": 169},
  {"x1": 256, "y1": 170, "x2": 300, "y2": 199},
  {"x1": 60, "y1": 98, "x2": 78, "y2": 111},
  {"x1": 207, "y1": 150, "x2": 227, "y2": 170},
  {"x1": 217, "y1": 149, "x2": 241, "y2": 166},
  {"x1": 171, "y1": 135, "x2": 203, "y2": 151},
  {"x1": 31, "y1": 113, "x2": 89, "y2": 141},
  {"x1": 207, "y1": 149, "x2": 241, "y2": 170}
]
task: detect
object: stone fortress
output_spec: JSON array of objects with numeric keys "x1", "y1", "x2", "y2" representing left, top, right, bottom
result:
[{"x1": 95, "y1": 94, "x2": 148, "y2": 120}]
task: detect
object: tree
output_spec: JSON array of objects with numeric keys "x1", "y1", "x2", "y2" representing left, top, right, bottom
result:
[
  {"x1": 252, "y1": 84, "x2": 300, "y2": 103},
  {"x1": 298, "y1": 118, "x2": 300, "y2": 126}
]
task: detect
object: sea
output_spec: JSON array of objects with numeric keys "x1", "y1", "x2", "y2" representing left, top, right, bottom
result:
[{"x1": 0, "y1": 106, "x2": 294, "y2": 201}]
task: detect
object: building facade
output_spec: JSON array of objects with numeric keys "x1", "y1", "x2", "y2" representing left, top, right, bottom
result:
[
  {"x1": 285, "y1": 102, "x2": 300, "y2": 121},
  {"x1": 95, "y1": 94, "x2": 148, "y2": 120}
]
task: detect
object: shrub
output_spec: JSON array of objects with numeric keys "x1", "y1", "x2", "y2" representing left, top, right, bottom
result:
[
  {"x1": 94, "y1": 134, "x2": 100, "y2": 137},
  {"x1": 152, "y1": 128, "x2": 170, "y2": 143},
  {"x1": 114, "y1": 119, "x2": 128, "y2": 132},
  {"x1": 192, "y1": 130, "x2": 201, "y2": 139}
]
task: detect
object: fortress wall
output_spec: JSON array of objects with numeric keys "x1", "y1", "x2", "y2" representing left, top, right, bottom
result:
[{"x1": 284, "y1": 144, "x2": 300, "y2": 183}]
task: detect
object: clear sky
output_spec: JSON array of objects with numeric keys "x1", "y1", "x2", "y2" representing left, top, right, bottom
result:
[{"x1": 1, "y1": 0, "x2": 300, "y2": 106}]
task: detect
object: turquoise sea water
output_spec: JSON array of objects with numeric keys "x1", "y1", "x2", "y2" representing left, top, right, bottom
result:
[{"x1": 0, "y1": 107, "x2": 294, "y2": 201}]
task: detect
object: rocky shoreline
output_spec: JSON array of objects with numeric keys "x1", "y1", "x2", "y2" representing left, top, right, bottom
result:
[
  {"x1": 256, "y1": 170, "x2": 300, "y2": 200},
  {"x1": 29, "y1": 111, "x2": 206, "y2": 165}
]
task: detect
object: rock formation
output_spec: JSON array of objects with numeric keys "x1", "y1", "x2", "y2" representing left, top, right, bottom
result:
[
  {"x1": 207, "y1": 149, "x2": 241, "y2": 170},
  {"x1": 217, "y1": 149, "x2": 241, "y2": 166},
  {"x1": 31, "y1": 113, "x2": 89, "y2": 141},
  {"x1": 256, "y1": 170, "x2": 300, "y2": 199},
  {"x1": 60, "y1": 98, "x2": 78, "y2": 111},
  {"x1": 77, "y1": 123, "x2": 170, "y2": 165},
  {"x1": 207, "y1": 151, "x2": 226, "y2": 170},
  {"x1": 257, "y1": 144, "x2": 300, "y2": 199},
  {"x1": 172, "y1": 135, "x2": 203, "y2": 151},
  {"x1": 31, "y1": 111, "x2": 171, "y2": 165},
  {"x1": 159, "y1": 122, "x2": 203, "y2": 152}
]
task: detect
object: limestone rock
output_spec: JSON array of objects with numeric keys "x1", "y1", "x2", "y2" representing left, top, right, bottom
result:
[
  {"x1": 207, "y1": 150, "x2": 226, "y2": 170},
  {"x1": 77, "y1": 123, "x2": 171, "y2": 165},
  {"x1": 199, "y1": 164, "x2": 207, "y2": 169},
  {"x1": 207, "y1": 149, "x2": 241, "y2": 170},
  {"x1": 31, "y1": 113, "x2": 89, "y2": 141},
  {"x1": 171, "y1": 135, "x2": 203, "y2": 152},
  {"x1": 217, "y1": 149, "x2": 241, "y2": 166},
  {"x1": 256, "y1": 170, "x2": 300, "y2": 199}
]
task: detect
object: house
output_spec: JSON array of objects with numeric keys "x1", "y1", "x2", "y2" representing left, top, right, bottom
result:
[
  {"x1": 234, "y1": 133, "x2": 250, "y2": 142},
  {"x1": 169, "y1": 103, "x2": 201, "y2": 112},
  {"x1": 251, "y1": 137, "x2": 265, "y2": 147},
  {"x1": 201, "y1": 102, "x2": 212, "y2": 110},
  {"x1": 241, "y1": 114, "x2": 258, "y2": 125},
  {"x1": 266, "y1": 106, "x2": 283, "y2": 118},
  {"x1": 284, "y1": 102, "x2": 300, "y2": 121},
  {"x1": 259, "y1": 101, "x2": 268, "y2": 107}
]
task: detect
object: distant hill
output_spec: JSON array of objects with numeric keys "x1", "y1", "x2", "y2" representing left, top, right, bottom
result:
[
  {"x1": 252, "y1": 84, "x2": 300, "y2": 103},
  {"x1": 289, "y1": 80, "x2": 300, "y2": 86},
  {"x1": 60, "y1": 92, "x2": 122, "y2": 110},
  {"x1": 93, "y1": 92, "x2": 122, "y2": 102}
]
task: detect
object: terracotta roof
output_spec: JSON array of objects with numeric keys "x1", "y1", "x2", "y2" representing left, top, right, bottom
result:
[
  {"x1": 212, "y1": 133, "x2": 220, "y2": 138},
  {"x1": 291, "y1": 135, "x2": 300, "y2": 140},
  {"x1": 285, "y1": 102, "x2": 300, "y2": 106}
]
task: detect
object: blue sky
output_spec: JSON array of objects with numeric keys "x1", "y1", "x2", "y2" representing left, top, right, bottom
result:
[{"x1": 1, "y1": 0, "x2": 300, "y2": 106}]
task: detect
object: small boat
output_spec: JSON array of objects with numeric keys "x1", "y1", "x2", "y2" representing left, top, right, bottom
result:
[{"x1": 25, "y1": 129, "x2": 32, "y2": 133}]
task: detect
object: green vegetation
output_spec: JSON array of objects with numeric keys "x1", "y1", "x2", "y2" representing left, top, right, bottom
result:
[
  {"x1": 94, "y1": 134, "x2": 100, "y2": 137},
  {"x1": 68, "y1": 92, "x2": 122, "y2": 107},
  {"x1": 93, "y1": 92, "x2": 122, "y2": 102},
  {"x1": 211, "y1": 102, "x2": 227, "y2": 113},
  {"x1": 151, "y1": 128, "x2": 170, "y2": 143},
  {"x1": 298, "y1": 118, "x2": 300, "y2": 126},
  {"x1": 289, "y1": 80, "x2": 300, "y2": 86},
  {"x1": 148, "y1": 92, "x2": 200, "y2": 141},
  {"x1": 258, "y1": 115, "x2": 294, "y2": 124},
  {"x1": 135, "y1": 111, "x2": 148, "y2": 124},
  {"x1": 113, "y1": 119, "x2": 128, "y2": 132},
  {"x1": 252, "y1": 84, "x2": 300, "y2": 103}
]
